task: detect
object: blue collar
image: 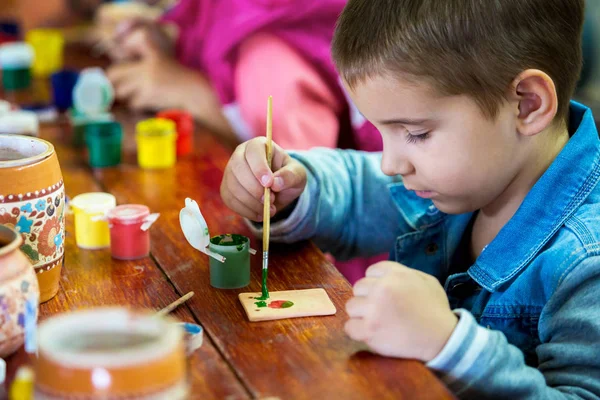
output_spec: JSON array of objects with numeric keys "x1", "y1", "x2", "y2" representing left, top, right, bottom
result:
[{"x1": 470, "y1": 101, "x2": 600, "y2": 292}]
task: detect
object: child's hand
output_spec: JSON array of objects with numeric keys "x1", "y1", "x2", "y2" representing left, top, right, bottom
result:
[
  {"x1": 345, "y1": 262, "x2": 458, "y2": 362},
  {"x1": 107, "y1": 53, "x2": 203, "y2": 112},
  {"x1": 109, "y1": 19, "x2": 176, "y2": 62},
  {"x1": 221, "y1": 138, "x2": 308, "y2": 221}
]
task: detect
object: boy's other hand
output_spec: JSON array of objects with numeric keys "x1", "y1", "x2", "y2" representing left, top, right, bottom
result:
[
  {"x1": 221, "y1": 138, "x2": 308, "y2": 222},
  {"x1": 345, "y1": 262, "x2": 458, "y2": 362}
]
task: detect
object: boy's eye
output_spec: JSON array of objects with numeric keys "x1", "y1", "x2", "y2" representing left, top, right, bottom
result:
[{"x1": 405, "y1": 131, "x2": 430, "y2": 144}]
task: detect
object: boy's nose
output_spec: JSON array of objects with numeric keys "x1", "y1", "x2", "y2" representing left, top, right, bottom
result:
[{"x1": 381, "y1": 153, "x2": 415, "y2": 177}]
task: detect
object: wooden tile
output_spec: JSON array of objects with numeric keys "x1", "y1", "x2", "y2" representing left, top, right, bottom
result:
[{"x1": 238, "y1": 288, "x2": 336, "y2": 322}]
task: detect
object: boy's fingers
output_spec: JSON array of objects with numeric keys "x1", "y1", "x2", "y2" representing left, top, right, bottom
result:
[
  {"x1": 224, "y1": 195, "x2": 260, "y2": 221},
  {"x1": 353, "y1": 277, "x2": 378, "y2": 297},
  {"x1": 231, "y1": 155, "x2": 267, "y2": 199},
  {"x1": 346, "y1": 297, "x2": 369, "y2": 318},
  {"x1": 227, "y1": 172, "x2": 263, "y2": 214},
  {"x1": 244, "y1": 138, "x2": 273, "y2": 187},
  {"x1": 365, "y1": 262, "x2": 397, "y2": 278},
  {"x1": 344, "y1": 318, "x2": 371, "y2": 342},
  {"x1": 272, "y1": 162, "x2": 305, "y2": 192}
]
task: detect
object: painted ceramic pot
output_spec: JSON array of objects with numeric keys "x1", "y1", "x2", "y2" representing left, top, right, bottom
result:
[
  {"x1": 0, "y1": 134, "x2": 65, "y2": 303},
  {"x1": 34, "y1": 308, "x2": 188, "y2": 399},
  {"x1": 0, "y1": 224, "x2": 40, "y2": 358}
]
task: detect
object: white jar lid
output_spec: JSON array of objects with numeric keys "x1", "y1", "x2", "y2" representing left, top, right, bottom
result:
[
  {"x1": 0, "y1": 42, "x2": 34, "y2": 68},
  {"x1": 72, "y1": 67, "x2": 114, "y2": 116},
  {"x1": 0, "y1": 111, "x2": 39, "y2": 137},
  {"x1": 70, "y1": 192, "x2": 116, "y2": 214}
]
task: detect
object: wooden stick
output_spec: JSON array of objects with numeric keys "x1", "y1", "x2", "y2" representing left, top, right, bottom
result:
[{"x1": 156, "y1": 291, "x2": 194, "y2": 316}]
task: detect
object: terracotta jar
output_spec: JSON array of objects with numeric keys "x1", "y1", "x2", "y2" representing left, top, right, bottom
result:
[
  {"x1": 0, "y1": 224, "x2": 40, "y2": 358},
  {"x1": 0, "y1": 134, "x2": 65, "y2": 303},
  {"x1": 34, "y1": 308, "x2": 188, "y2": 399}
]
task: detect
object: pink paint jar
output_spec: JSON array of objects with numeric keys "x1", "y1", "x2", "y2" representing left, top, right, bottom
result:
[{"x1": 106, "y1": 205, "x2": 159, "y2": 260}]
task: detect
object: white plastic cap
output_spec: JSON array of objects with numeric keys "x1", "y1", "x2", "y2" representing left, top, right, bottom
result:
[
  {"x1": 73, "y1": 67, "x2": 114, "y2": 116},
  {"x1": 0, "y1": 42, "x2": 34, "y2": 68},
  {"x1": 0, "y1": 111, "x2": 39, "y2": 136},
  {"x1": 0, "y1": 100, "x2": 11, "y2": 115}
]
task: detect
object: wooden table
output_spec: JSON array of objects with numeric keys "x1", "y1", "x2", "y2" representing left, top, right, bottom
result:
[{"x1": 3, "y1": 45, "x2": 454, "y2": 400}]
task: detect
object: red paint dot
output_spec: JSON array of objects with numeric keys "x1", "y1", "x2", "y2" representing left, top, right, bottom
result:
[{"x1": 268, "y1": 300, "x2": 287, "y2": 309}]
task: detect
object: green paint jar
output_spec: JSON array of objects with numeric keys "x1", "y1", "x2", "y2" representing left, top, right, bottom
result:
[
  {"x1": 69, "y1": 109, "x2": 113, "y2": 147},
  {"x1": 208, "y1": 234, "x2": 250, "y2": 289},
  {"x1": 2, "y1": 67, "x2": 31, "y2": 91},
  {"x1": 0, "y1": 43, "x2": 34, "y2": 91},
  {"x1": 84, "y1": 120, "x2": 123, "y2": 168}
]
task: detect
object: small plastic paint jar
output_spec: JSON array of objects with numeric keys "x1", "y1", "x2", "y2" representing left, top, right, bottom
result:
[
  {"x1": 156, "y1": 110, "x2": 194, "y2": 157},
  {"x1": 177, "y1": 322, "x2": 203, "y2": 355},
  {"x1": 70, "y1": 192, "x2": 116, "y2": 249},
  {"x1": 72, "y1": 67, "x2": 114, "y2": 116},
  {"x1": 208, "y1": 234, "x2": 250, "y2": 289},
  {"x1": 84, "y1": 120, "x2": 123, "y2": 168},
  {"x1": 25, "y1": 29, "x2": 64, "y2": 77},
  {"x1": 0, "y1": 42, "x2": 34, "y2": 91},
  {"x1": 0, "y1": 110, "x2": 39, "y2": 136},
  {"x1": 136, "y1": 118, "x2": 177, "y2": 169},
  {"x1": 69, "y1": 109, "x2": 114, "y2": 147},
  {"x1": 106, "y1": 204, "x2": 159, "y2": 260},
  {"x1": 50, "y1": 69, "x2": 79, "y2": 112}
]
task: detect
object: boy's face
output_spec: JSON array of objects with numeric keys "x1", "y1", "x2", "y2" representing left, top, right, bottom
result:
[{"x1": 346, "y1": 74, "x2": 526, "y2": 214}]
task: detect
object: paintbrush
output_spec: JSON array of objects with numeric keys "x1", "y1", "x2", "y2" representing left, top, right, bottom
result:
[
  {"x1": 156, "y1": 291, "x2": 194, "y2": 316},
  {"x1": 260, "y1": 96, "x2": 274, "y2": 300}
]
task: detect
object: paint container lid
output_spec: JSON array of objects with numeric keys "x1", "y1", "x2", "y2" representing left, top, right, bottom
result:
[
  {"x1": 107, "y1": 204, "x2": 150, "y2": 225},
  {"x1": 70, "y1": 192, "x2": 116, "y2": 214},
  {"x1": 0, "y1": 42, "x2": 34, "y2": 68},
  {"x1": 0, "y1": 111, "x2": 39, "y2": 136},
  {"x1": 72, "y1": 67, "x2": 114, "y2": 116},
  {"x1": 179, "y1": 198, "x2": 211, "y2": 252},
  {"x1": 177, "y1": 322, "x2": 203, "y2": 355},
  {"x1": 0, "y1": 100, "x2": 11, "y2": 115},
  {"x1": 156, "y1": 110, "x2": 193, "y2": 136},
  {"x1": 136, "y1": 118, "x2": 176, "y2": 137}
]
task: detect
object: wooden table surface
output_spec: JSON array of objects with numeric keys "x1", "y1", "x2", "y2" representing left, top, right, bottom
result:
[{"x1": 3, "y1": 45, "x2": 454, "y2": 400}]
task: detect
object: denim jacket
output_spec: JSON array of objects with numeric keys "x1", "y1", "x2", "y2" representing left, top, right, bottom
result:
[{"x1": 255, "y1": 101, "x2": 600, "y2": 398}]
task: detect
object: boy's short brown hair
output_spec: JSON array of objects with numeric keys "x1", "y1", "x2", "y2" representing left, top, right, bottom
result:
[{"x1": 332, "y1": 0, "x2": 585, "y2": 121}]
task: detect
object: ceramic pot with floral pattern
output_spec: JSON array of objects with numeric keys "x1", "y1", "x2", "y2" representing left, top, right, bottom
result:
[
  {"x1": 0, "y1": 134, "x2": 65, "y2": 303},
  {"x1": 0, "y1": 224, "x2": 40, "y2": 358}
]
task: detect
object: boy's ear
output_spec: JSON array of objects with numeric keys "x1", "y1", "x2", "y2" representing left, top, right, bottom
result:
[{"x1": 510, "y1": 69, "x2": 558, "y2": 136}]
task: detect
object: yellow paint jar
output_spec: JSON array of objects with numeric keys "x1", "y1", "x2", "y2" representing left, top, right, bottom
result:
[
  {"x1": 136, "y1": 118, "x2": 177, "y2": 169},
  {"x1": 26, "y1": 29, "x2": 64, "y2": 77},
  {"x1": 70, "y1": 192, "x2": 116, "y2": 249}
]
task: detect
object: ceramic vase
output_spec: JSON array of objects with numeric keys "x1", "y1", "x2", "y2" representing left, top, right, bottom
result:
[
  {"x1": 0, "y1": 224, "x2": 40, "y2": 358},
  {"x1": 0, "y1": 134, "x2": 65, "y2": 303}
]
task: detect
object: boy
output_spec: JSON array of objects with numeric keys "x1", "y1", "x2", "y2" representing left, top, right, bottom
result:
[{"x1": 220, "y1": 0, "x2": 600, "y2": 397}]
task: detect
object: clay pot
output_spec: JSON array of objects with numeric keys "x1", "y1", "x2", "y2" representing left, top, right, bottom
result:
[
  {"x1": 0, "y1": 224, "x2": 40, "y2": 358},
  {"x1": 34, "y1": 308, "x2": 188, "y2": 399},
  {"x1": 0, "y1": 134, "x2": 65, "y2": 303}
]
